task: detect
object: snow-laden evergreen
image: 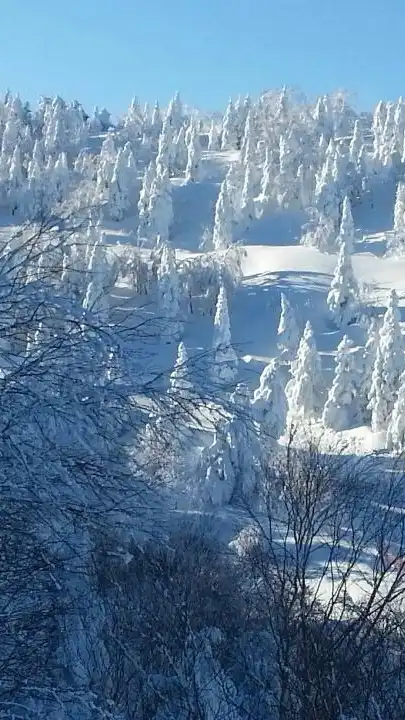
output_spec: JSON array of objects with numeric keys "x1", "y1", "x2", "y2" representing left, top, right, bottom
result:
[
  {"x1": 207, "y1": 119, "x2": 220, "y2": 151},
  {"x1": 221, "y1": 98, "x2": 238, "y2": 150},
  {"x1": 369, "y1": 290, "x2": 404, "y2": 434},
  {"x1": 167, "y1": 341, "x2": 193, "y2": 399},
  {"x1": 148, "y1": 169, "x2": 173, "y2": 243},
  {"x1": 323, "y1": 335, "x2": 359, "y2": 431},
  {"x1": 251, "y1": 358, "x2": 287, "y2": 441},
  {"x1": 185, "y1": 122, "x2": 201, "y2": 183},
  {"x1": 359, "y1": 316, "x2": 380, "y2": 422},
  {"x1": 211, "y1": 284, "x2": 238, "y2": 384},
  {"x1": 392, "y1": 181, "x2": 405, "y2": 252},
  {"x1": 387, "y1": 369, "x2": 405, "y2": 452},
  {"x1": 327, "y1": 241, "x2": 359, "y2": 327},
  {"x1": 157, "y1": 243, "x2": 181, "y2": 341},
  {"x1": 337, "y1": 196, "x2": 355, "y2": 253},
  {"x1": 137, "y1": 160, "x2": 156, "y2": 240},
  {"x1": 212, "y1": 179, "x2": 233, "y2": 250},
  {"x1": 286, "y1": 321, "x2": 323, "y2": 420},
  {"x1": 277, "y1": 292, "x2": 300, "y2": 359}
]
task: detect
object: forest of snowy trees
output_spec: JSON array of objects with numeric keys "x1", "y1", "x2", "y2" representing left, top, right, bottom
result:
[{"x1": 1, "y1": 85, "x2": 405, "y2": 719}]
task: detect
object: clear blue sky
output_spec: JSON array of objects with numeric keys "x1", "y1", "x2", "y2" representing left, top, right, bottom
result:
[{"x1": 1, "y1": 0, "x2": 404, "y2": 116}]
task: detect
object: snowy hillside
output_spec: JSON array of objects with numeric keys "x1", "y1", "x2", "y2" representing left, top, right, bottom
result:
[{"x1": 2, "y1": 88, "x2": 405, "y2": 719}]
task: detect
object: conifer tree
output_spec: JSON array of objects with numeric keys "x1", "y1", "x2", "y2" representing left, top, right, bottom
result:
[
  {"x1": 359, "y1": 317, "x2": 380, "y2": 422},
  {"x1": 185, "y1": 122, "x2": 201, "y2": 183},
  {"x1": 8, "y1": 144, "x2": 24, "y2": 214},
  {"x1": 369, "y1": 290, "x2": 404, "y2": 433},
  {"x1": 240, "y1": 162, "x2": 256, "y2": 224},
  {"x1": 150, "y1": 100, "x2": 163, "y2": 147},
  {"x1": 387, "y1": 369, "x2": 405, "y2": 452},
  {"x1": 221, "y1": 99, "x2": 238, "y2": 150},
  {"x1": 213, "y1": 179, "x2": 233, "y2": 250},
  {"x1": 211, "y1": 284, "x2": 238, "y2": 384},
  {"x1": 392, "y1": 181, "x2": 405, "y2": 251},
  {"x1": 372, "y1": 101, "x2": 387, "y2": 161},
  {"x1": 349, "y1": 119, "x2": 363, "y2": 164},
  {"x1": 156, "y1": 115, "x2": 174, "y2": 176},
  {"x1": 148, "y1": 169, "x2": 173, "y2": 243},
  {"x1": 327, "y1": 242, "x2": 359, "y2": 327},
  {"x1": 337, "y1": 196, "x2": 355, "y2": 253},
  {"x1": 225, "y1": 160, "x2": 244, "y2": 222},
  {"x1": 173, "y1": 126, "x2": 188, "y2": 172},
  {"x1": 241, "y1": 109, "x2": 257, "y2": 166},
  {"x1": 197, "y1": 421, "x2": 236, "y2": 507},
  {"x1": 251, "y1": 358, "x2": 287, "y2": 442},
  {"x1": 1, "y1": 112, "x2": 19, "y2": 157},
  {"x1": 137, "y1": 160, "x2": 156, "y2": 240},
  {"x1": 167, "y1": 341, "x2": 193, "y2": 399},
  {"x1": 157, "y1": 243, "x2": 181, "y2": 341},
  {"x1": 286, "y1": 321, "x2": 323, "y2": 420},
  {"x1": 323, "y1": 335, "x2": 359, "y2": 431},
  {"x1": 53, "y1": 152, "x2": 70, "y2": 204},
  {"x1": 83, "y1": 237, "x2": 110, "y2": 323},
  {"x1": 208, "y1": 120, "x2": 219, "y2": 151},
  {"x1": 257, "y1": 146, "x2": 274, "y2": 209},
  {"x1": 277, "y1": 292, "x2": 300, "y2": 359}
]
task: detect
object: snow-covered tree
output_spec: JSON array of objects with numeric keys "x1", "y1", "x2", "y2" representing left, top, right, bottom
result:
[
  {"x1": 211, "y1": 284, "x2": 238, "y2": 384},
  {"x1": 369, "y1": 290, "x2": 404, "y2": 433},
  {"x1": 277, "y1": 292, "x2": 300, "y2": 359},
  {"x1": 257, "y1": 146, "x2": 275, "y2": 210},
  {"x1": 392, "y1": 181, "x2": 405, "y2": 250},
  {"x1": 251, "y1": 358, "x2": 287, "y2": 441},
  {"x1": 349, "y1": 119, "x2": 363, "y2": 164},
  {"x1": 221, "y1": 98, "x2": 238, "y2": 150},
  {"x1": 208, "y1": 119, "x2": 220, "y2": 151},
  {"x1": 123, "y1": 96, "x2": 142, "y2": 145},
  {"x1": 323, "y1": 335, "x2": 359, "y2": 431},
  {"x1": 157, "y1": 243, "x2": 181, "y2": 340},
  {"x1": 313, "y1": 95, "x2": 333, "y2": 140},
  {"x1": 53, "y1": 152, "x2": 70, "y2": 204},
  {"x1": 337, "y1": 196, "x2": 355, "y2": 253},
  {"x1": 315, "y1": 154, "x2": 340, "y2": 226},
  {"x1": 88, "y1": 106, "x2": 103, "y2": 133},
  {"x1": 301, "y1": 212, "x2": 336, "y2": 252},
  {"x1": 197, "y1": 421, "x2": 236, "y2": 507},
  {"x1": 297, "y1": 162, "x2": 315, "y2": 209},
  {"x1": 167, "y1": 341, "x2": 193, "y2": 400},
  {"x1": 137, "y1": 160, "x2": 156, "y2": 240},
  {"x1": 225, "y1": 160, "x2": 244, "y2": 222},
  {"x1": 241, "y1": 109, "x2": 257, "y2": 167},
  {"x1": 156, "y1": 115, "x2": 175, "y2": 176},
  {"x1": 185, "y1": 122, "x2": 201, "y2": 183},
  {"x1": 226, "y1": 382, "x2": 261, "y2": 500},
  {"x1": 240, "y1": 161, "x2": 256, "y2": 224},
  {"x1": 8, "y1": 144, "x2": 24, "y2": 214},
  {"x1": 327, "y1": 241, "x2": 359, "y2": 327},
  {"x1": 83, "y1": 237, "x2": 110, "y2": 323},
  {"x1": 107, "y1": 148, "x2": 132, "y2": 220},
  {"x1": 150, "y1": 100, "x2": 163, "y2": 146},
  {"x1": 372, "y1": 101, "x2": 386, "y2": 161},
  {"x1": 108, "y1": 167, "x2": 126, "y2": 221},
  {"x1": 212, "y1": 179, "x2": 233, "y2": 250},
  {"x1": 286, "y1": 321, "x2": 323, "y2": 420},
  {"x1": 173, "y1": 126, "x2": 188, "y2": 172},
  {"x1": 387, "y1": 369, "x2": 405, "y2": 452},
  {"x1": 166, "y1": 91, "x2": 183, "y2": 135},
  {"x1": 1, "y1": 112, "x2": 19, "y2": 157},
  {"x1": 148, "y1": 169, "x2": 173, "y2": 242},
  {"x1": 359, "y1": 316, "x2": 380, "y2": 422}
]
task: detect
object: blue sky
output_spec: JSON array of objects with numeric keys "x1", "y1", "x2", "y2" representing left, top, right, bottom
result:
[{"x1": 2, "y1": 0, "x2": 404, "y2": 116}]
